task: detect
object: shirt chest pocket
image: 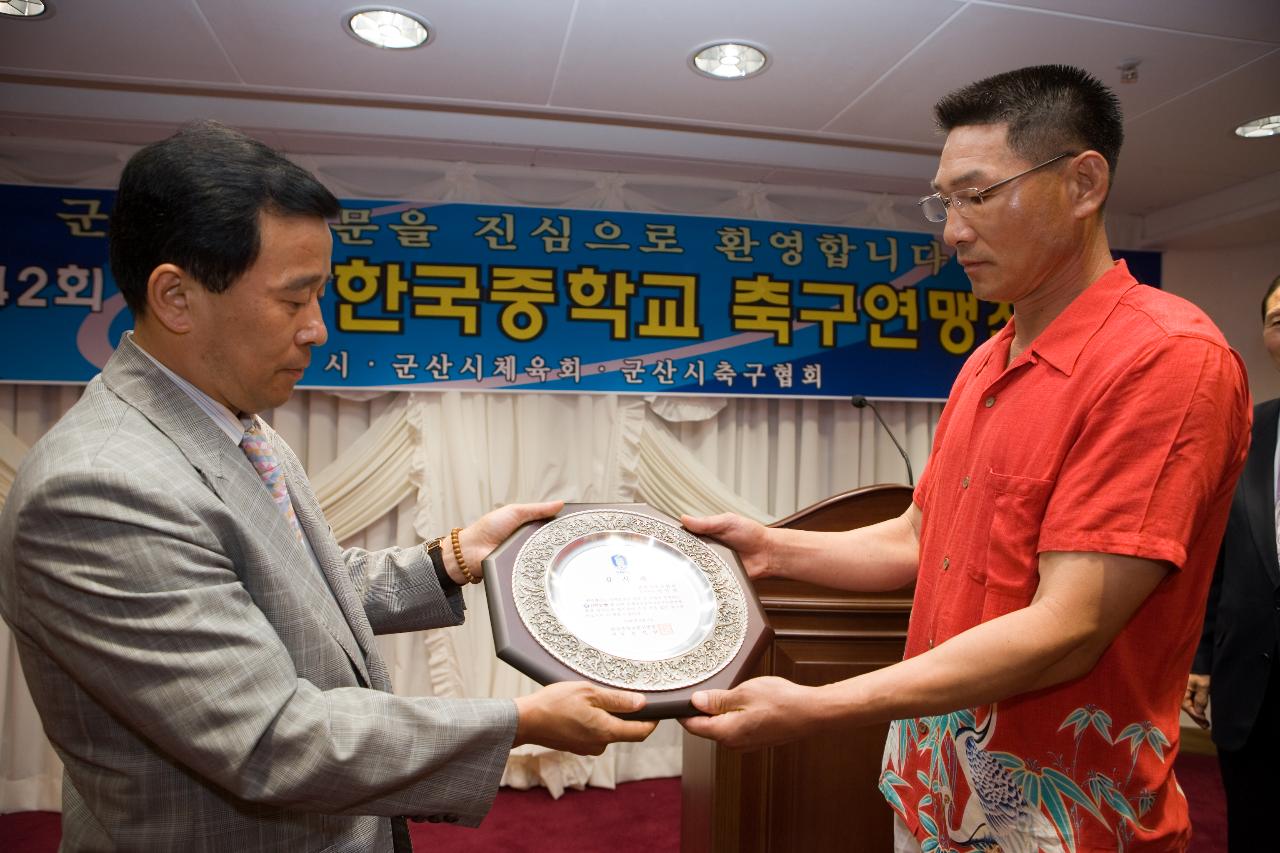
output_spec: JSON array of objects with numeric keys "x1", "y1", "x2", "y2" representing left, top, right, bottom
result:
[{"x1": 967, "y1": 471, "x2": 1055, "y2": 618}]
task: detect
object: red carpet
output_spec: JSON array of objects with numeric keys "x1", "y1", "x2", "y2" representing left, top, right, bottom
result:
[
  {"x1": 0, "y1": 756, "x2": 1226, "y2": 852},
  {"x1": 414, "y1": 777, "x2": 679, "y2": 851},
  {"x1": 0, "y1": 777, "x2": 681, "y2": 853},
  {"x1": 1179, "y1": 751, "x2": 1228, "y2": 853}
]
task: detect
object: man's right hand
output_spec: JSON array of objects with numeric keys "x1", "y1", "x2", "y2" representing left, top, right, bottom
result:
[
  {"x1": 513, "y1": 682, "x2": 657, "y2": 755},
  {"x1": 1183, "y1": 673, "x2": 1211, "y2": 729},
  {"x1": 681, "y1": 512, "x2": 772, "y2": 579}
]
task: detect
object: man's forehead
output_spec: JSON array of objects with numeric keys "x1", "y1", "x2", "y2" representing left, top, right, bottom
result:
[
  {"x1": 932, "y1": 124, "x2": 1018, "y2": 188},
  {"x1": 1266, "y1": 288, "x2": 1280, "y2": 316},
  {"x1": 931, "y1": 158, "x2": 999, "y2": 193}
]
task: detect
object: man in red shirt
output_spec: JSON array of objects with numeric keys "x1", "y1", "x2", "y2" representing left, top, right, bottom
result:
[{"x1": 682, "y1": 65, "x2": 1250, "y2": 852}]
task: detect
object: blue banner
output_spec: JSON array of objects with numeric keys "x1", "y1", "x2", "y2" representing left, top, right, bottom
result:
[{"x1": 0, "y1": 185, "x2": 1159, "y2": 400}]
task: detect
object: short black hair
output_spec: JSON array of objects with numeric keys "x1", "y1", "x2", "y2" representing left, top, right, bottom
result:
[
  {"x1": 934, "y1": 65, "x2": 1124, "y2": 193},
  {"x1": 108, "y1": 120, "x2": 339, "y2": 317},
  {"x1": 1263, "y1": 275, "x2": 1280, "y2": 321}
]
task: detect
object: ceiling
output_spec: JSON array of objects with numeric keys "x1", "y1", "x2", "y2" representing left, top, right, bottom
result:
[{"x1": 1, "y1": 0, "x2": 1277, "y2": 249}]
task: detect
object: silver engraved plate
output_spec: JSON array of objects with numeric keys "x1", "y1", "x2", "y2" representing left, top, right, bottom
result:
[{"x1": 511, "y1": 509, "x2": 748, "y2": 691}]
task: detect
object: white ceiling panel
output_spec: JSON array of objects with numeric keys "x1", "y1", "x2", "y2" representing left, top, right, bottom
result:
[
  {"x1": 1118, "y1": 51, "x2": 1280, "y2": 187},
  {"x1": 762, "y1": 166, "x2": 927, "y2": 196},
  {"x1": 1110, "y1": 163, "x2": 1253, "y2": 216},
  {"x1": 826, "y1": 2, "x2": 1274, "y2": 142},
  {"x1": 993, "y1": 0, "x2": 1280, "y2": 44},
  {"x1": 1151, "y1": 209, "x2": 1280, "y2": 251},
  {"x1": 0, "y1": 0, "x2": 239, "y2": 83},
  {"x1": 0, "y1": 113, "x2": 180, "y2": 152},
  {"x1": 531, "y1": 148, "x2": 776, "y2": 183},
  {"x1": 1109, "y1": 52, "x2": 1280, "y2": 217},
  {"x1": 194, "y1": 0, "x2": 575, "y2": 104},
  {"x1": 550, "y1": 0, "x2": 960, "y2": 131},
  {"x1": 266, "y1": 129, "x2": 539, "y2": 167},
  {"x1": 0, "y1": 0, "x2": 1275, "y2": 249}
]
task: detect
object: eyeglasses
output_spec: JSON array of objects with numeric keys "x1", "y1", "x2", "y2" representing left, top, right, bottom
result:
[{"x1": 918, "y1": 152, "x2": 1075, "y2": 223}]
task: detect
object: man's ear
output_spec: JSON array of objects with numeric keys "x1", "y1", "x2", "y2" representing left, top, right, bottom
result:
[
  {"x1": 1068, "y1": 151, "x2": 1110, "y2": 220},
  {"x1": 145, "y1": 264, "x2": 196, "y2": 334}
]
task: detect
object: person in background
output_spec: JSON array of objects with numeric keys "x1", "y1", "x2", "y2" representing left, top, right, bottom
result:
[
  {"x1": 1184, "y1": 273, "x2": 1280, "y2": 852},
  {"x1": 682, "y1": 65, "x2": 1250, "y2": 852},
  {"x1": 0, "y1": 120, "x2": 655, "y2": 853}
]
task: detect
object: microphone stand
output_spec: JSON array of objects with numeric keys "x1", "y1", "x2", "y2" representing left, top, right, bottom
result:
[{"x1": 850, "y1": 395, "x2": 914, "y2": 486}]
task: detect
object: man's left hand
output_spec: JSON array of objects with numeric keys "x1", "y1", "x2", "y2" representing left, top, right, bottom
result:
[
  {"x1": 453, "y1": 500, "x2": 564, "y2": 583},
  {"x1": 1183, "y1": 673, "x2": 1211, "y2": 729},
  {"x1": 680, "y1": 676, "x2": 821, "y2": 750}
]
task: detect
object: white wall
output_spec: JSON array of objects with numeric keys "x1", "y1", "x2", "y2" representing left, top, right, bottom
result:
[{"x1": 1163, "y1": 243, "x2": 1280, "y2": 406}]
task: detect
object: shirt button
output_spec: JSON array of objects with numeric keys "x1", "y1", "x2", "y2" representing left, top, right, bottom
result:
[
  {"x1": 928, "y1": 638, "x2": 934, "y2": 648},
  {"x1": 984, "y1": 396, "x2": 996, "y2": 408},
  {"x1": 961, "y1": 476, "x2": 970, "y2": 489},
  {"x1": 942, "y1": 556, "x2": 950, "y2": 571}
]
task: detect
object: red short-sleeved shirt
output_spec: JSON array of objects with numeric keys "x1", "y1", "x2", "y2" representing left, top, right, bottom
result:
[{"x1": 880, "y1": 262, "x2": 1250, "y2": 852}]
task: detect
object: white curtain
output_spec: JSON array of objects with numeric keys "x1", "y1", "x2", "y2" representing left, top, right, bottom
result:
[
  {"x1": 0, "y1": 140, "x2": 944, "y2": 810},
  {"x1": 0, "y1": 386, "x2": 940, "y2": 809}
]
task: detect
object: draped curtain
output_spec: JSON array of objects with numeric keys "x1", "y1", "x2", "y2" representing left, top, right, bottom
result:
[{"x1": 0, "y1": 139, "x2": 944, "y2": 810}]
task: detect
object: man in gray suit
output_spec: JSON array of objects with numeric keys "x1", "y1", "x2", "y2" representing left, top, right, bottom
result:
[{"x1": 0, "y1": 121, "x2": 655, "y2": 851}]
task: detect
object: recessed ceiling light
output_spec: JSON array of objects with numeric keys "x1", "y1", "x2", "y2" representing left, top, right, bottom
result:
[
  {"x1": 690, "y1": 42, "x2": 768, "y2": 80},
  {"x1": 1235, "y1": 114, "x2": 1280, "y2": 139},
  {"x1": 345, "y1": 7, "x2": 431, "y2": 49},
  {"x1": 0, "y1": 0, "x2": 48, "y2": 17}
]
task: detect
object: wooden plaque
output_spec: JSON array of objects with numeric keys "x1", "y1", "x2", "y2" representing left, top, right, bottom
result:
[{"x1": 483, "y1": 502, "x2": 773, "y2": 719}]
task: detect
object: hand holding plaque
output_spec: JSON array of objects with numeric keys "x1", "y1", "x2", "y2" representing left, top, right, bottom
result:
[
  {"x1": 512, "y1": 681, "x2": 657, "y2": 754},
  {"x1": 483, "y1": 503, "x2": 772, "y2": 719}
]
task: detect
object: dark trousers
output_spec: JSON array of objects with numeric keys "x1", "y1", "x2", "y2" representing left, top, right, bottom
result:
[
  {"x1": 1217, "y1": 653, "x2": 1280, "y2": 852},
  {"x1": 392, "y1": 816, "x2": 413, "y2": 852}
]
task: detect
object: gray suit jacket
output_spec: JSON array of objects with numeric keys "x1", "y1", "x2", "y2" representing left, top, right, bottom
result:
[{"x1": 0, "y1": 336, "x2": 517, "y2": 851}]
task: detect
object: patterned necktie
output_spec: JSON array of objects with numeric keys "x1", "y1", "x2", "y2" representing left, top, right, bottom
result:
[{"x1": 240, "y1": 419, "x2": 304, "y2": 542}]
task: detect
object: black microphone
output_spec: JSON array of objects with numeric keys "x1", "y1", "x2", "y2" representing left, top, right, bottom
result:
[{"x1": 850, "y1": 395, "x2": 915, "y2": 486}]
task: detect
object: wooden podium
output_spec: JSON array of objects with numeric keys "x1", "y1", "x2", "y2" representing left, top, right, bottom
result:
[{"x1": 680, "y1": 484, "x2": 915, "y2": 853}]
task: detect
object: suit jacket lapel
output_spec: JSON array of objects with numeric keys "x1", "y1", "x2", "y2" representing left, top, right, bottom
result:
[
  {"x1": 279, "y1": 448, "x2": 385, "y2": 685},
  {"x1": 217, "y1": 439, "x2": 373, "y2": 686},
  {"x1": 103, "y1": 336, "x2": 232, "y2": 486},
  {"x1": 103, "y1": 336, "x2": 373, "y2": 685},
  {"x1": 1242, "y1": 398, "x2": 1280, "y2": 588}
]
